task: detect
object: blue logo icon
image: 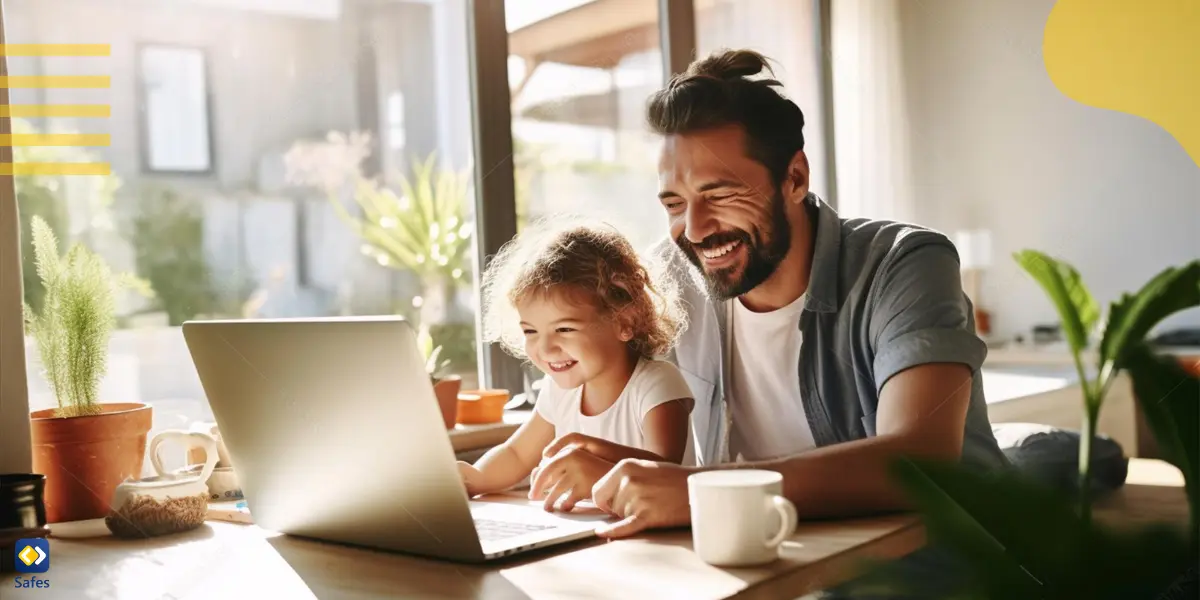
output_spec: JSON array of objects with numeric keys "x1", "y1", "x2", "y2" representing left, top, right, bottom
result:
[{"x1": 15, "y1": 538, "x2": 49, "y2": 573}]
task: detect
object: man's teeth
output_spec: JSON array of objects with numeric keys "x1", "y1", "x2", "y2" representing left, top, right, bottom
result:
[{"x1": 701, "y1": 240, "x2": 741, "y2": 259}]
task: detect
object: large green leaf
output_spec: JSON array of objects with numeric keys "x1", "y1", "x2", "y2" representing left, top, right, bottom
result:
[
  {"x1": 1099, "y1": 261, "x2": 1200, "y2": 371},
  {"x1": 885, "y1": 458, "x2": 1193, "y2": 598},
  {"x1": 1013, "y1": 250, "x2": 1100, "y2": 355},
  {"x1": 1125, "y1": 344, "x2": 1200, "y2": 552}
]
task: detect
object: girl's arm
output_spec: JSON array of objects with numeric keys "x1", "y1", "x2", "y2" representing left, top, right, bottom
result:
[
  {"x1": 458, "y1": 412, "x2": 556, "y2": 496},
  {"x1": 529, "y1": 398, "x2": 693, "y2": 510},
  {"x1": 639, "y1": 396, "x2": 692, "y2": 464},
  {"x1": 539, "y1": 397, "x2": 693, "y2": 464}
]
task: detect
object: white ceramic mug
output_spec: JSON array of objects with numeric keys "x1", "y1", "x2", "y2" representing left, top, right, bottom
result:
[{"x1": 687, "y1": 470, "x2": 798, "y2": 567}]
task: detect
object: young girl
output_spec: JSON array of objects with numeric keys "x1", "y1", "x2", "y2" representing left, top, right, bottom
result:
[{"x1": 458, "y1": 217, "x2": 693, "y2": 511}]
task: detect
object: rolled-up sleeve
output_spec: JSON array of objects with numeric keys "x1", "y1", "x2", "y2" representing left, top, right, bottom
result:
[{"x1": 868, "y1": 242, "x2": 987, "y2": 394}]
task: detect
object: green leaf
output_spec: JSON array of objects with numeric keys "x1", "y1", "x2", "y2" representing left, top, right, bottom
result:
[
  {"x1": 888, "y1": 458, "x2": 1059, "y2": 597},
  {"x1": 1125, "y1": 344, "x2": 1200, "y2": 552},
  {"x1": 1013, "y1": 250, "x2": 1100, "y2": 356},
  {"x1": 30, "y1": 215, "x2": 62, "y2": 288},
  {"x1": 417, "y1": 326, "x2": 434, "y2": 360},
  {"x1": 1099, "y1": 261, "x2": 1200, "y2": 371},
  {"x1": 885, "y1": 458, "x2": 1193, "y2": 599}
]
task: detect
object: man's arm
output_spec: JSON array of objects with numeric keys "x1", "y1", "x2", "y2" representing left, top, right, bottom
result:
[
  {"x1": 757, "y1": 242, "x2": 983, "y2": 516},
  {"x1": 746, "y1": 362, "x2": 973, "y2": 517},
  {"x1": 591, "y1": 363, "x2": 973, "y2": 535},
  {"x1": 592, "y1": 242, "x2": 985, "y2": 534}
]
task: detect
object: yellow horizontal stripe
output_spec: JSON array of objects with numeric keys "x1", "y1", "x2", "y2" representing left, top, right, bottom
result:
[
  {"x1": 0, "y1": 134, "x2": 109, "y2": 147},
  {"x1": 0, "y1": 163, "x2": 111, "y2": 176},
  {"x1": 0, "y1": 105, "x2": 110, "y2": 118},
  {"x1": 0, "y1": 76, "x2": 110, "y2": 89},
  {"x1": 0, "y1": 44, "x2": 110, "y2": 56}
]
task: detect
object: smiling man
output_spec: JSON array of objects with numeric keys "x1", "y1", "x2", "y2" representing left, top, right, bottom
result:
[{"x1": 584, "y1": 49, "x2": 1008, "y2": 543}]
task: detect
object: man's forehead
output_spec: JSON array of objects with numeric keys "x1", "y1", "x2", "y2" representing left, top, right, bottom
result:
[{"x1": 657, "y1": 130, "x2": 756, "y2": 184}]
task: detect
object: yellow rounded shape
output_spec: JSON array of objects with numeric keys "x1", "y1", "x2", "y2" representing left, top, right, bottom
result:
[{"x1": 1044, "y1": 0, "x2": 1200, "y2": 167}]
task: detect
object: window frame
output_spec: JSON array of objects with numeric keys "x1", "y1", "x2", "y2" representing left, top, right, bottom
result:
[
  {"x1": 135, "y1": 42, "x2": 217, "y2": 176},
  {"x1": 0, "y1": 4, "x2": 32, "y2": 473}
]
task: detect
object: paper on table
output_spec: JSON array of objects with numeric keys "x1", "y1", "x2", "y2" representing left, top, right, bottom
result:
[{"x1": 206, "y1": 500, "x2": 253, "y2": 524}]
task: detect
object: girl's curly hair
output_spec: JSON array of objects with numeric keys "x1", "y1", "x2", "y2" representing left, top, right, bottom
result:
[{"x1": 481, "y1": 215, "x2": 686, "y2": 361}]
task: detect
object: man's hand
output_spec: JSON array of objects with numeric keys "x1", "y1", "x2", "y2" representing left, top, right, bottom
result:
[
  {"x1": 529, "y1": 443, "x2": 615, "y2": 512},
  {"x1": 591, "y1": 459, "x2": 695, "y2": 538}
]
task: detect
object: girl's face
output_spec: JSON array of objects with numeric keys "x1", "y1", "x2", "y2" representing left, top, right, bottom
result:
[{"x1": 517, "y1": 287, "x2": 632, "y2": 390}]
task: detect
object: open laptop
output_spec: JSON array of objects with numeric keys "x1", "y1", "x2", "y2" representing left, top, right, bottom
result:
[{"x1": 181, "y1": 316, "x2": 608, "y2": 562}]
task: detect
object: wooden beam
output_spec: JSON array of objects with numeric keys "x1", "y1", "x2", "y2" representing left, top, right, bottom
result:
[
  {"x1": 509, "y1": 0, "x2": 658, "y2": 60},
  {"x1": 533, "y1": 23, "x2": 658, "y2": 69}
]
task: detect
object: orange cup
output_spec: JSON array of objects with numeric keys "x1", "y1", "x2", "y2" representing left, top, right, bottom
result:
[{"x1": 456, "y1": 389, "x2": 509, "y2": 425}]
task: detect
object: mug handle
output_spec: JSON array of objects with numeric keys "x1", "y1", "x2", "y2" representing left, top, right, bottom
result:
[
  {"x1": 150, "y1": 430, "x2": 219, "y2": 483},
  {"x1": 764, "y1": 495, "x2": 799, "y2": 549}
]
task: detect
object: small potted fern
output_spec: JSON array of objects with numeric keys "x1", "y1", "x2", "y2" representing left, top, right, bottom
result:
[
  {"x1": 419, "y1": 326, "x2": 459, "y2": 428},
  {"x1": 24, "y1": 216, "x2": 154, "y2": 523}
]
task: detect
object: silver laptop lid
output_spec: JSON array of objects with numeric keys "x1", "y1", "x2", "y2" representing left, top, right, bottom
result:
[{"x1": 182, "y1": 317, "x2": 485, "y2": 561}]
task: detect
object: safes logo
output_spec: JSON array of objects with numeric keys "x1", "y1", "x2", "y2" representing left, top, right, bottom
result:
[
  {"x1": 12, "y1": 537, "x2": 51, "y2": 591},
  {"x1": 15, "y1": 538, "x2": 49, "y2": 573}
]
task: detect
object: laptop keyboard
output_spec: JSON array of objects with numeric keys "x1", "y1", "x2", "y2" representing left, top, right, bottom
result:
[{"x1": 474, "y1": 518, "x2": 556, "y2": 542}]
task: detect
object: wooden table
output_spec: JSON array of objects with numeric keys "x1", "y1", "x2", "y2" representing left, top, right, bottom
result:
[{"x1": 20, "y1": 460, "x2": 1187, "y2": 600}]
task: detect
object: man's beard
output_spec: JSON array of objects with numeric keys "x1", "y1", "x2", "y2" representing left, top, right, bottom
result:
[{"x1": 675, "y1": 192, "x2": 792, "y2": 300}]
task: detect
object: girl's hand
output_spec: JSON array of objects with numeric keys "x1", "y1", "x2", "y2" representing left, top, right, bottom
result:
[
  {"x1": 544, "y1": 432, "x2": 665, "y2": 463},
  {"x1": 529, "y1": 445, "x2": 615, "y2": 512},
  {"x1": 542, "y1": 432, "x2": 624, "y2": 463},
  {"x1": 457, "y1": 461, "x2": 486, "y2": 497}
]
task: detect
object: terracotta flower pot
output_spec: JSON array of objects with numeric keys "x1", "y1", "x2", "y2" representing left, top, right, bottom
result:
[
  {"x1": 433, "y1": 376, "x2": 462, "y2": 429},
  {"x1": 30, "y1": 403, "x2": 153, "y2": 523}
]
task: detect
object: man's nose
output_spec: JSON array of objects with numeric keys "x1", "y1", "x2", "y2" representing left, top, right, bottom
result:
[{"x1": 684, "y1": 201, "x2": 716, "y2": 244}]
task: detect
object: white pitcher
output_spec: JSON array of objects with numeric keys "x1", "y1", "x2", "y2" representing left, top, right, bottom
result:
[{"x1": 111, "y1": 430, "x2": 218, "y2": 508}]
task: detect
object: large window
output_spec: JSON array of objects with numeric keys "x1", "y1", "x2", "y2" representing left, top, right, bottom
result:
[
  {"x1": 10, "y1": 0, "x2": 480, "y2": 473},
  {"x1": 505, "y1": 0, "x2": 668, "y2": 251},
  {"x1": 2, "y1": 0, "x2": 830, "y2": 475}
]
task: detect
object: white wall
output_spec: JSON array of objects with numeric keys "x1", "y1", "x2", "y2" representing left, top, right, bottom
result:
[{"x1": 897, "y1": 0, "x2": 1200, "y2": 340}]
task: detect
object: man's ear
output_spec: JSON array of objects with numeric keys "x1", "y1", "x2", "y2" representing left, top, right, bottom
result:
[{"x1": 784, "y1": 150, "x2": 810, "y2": 203}]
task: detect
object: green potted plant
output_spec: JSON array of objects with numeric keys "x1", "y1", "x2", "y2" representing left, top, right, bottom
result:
[
  {"x1": 872, "y1": 253, "x2": 1199, "y2": 598},
  {"x1": 418, "y1": 325, "x2": 459, "y2": 429},
  {"x1": 283, "y1": 133, "x2": 474, "y2": 332},
  {"x1": 24, "y1": 216, "x2": 155, "y2": 523}
]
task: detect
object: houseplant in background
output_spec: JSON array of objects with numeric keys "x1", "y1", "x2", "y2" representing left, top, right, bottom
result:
[
  {"x1": 285, "y1": 133, "x2": 475, "y2": 426},
  {"x1": 23, "y1": 216, "x2": 155, "y2": 523},
  {"x1": 122, "y1": 184, "x2": 217, "y2": 326},
  {"x1": 419, "y1": 325, "x2": 460, "y2": 429},
  {"x1": 283, "y1": 132, "x2": 474, "y2": 332},
  {"x1": 871, "y1": 253, "x2": 1199, "y2": 598}
]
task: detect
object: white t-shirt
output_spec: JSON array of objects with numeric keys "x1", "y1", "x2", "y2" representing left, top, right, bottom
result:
[
  {"x1": 535, "y1": 358, "x2": 694, "y2": 455},
  {"x1": 728, "y1": 294, "x2": 816, "y2": 461}
]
